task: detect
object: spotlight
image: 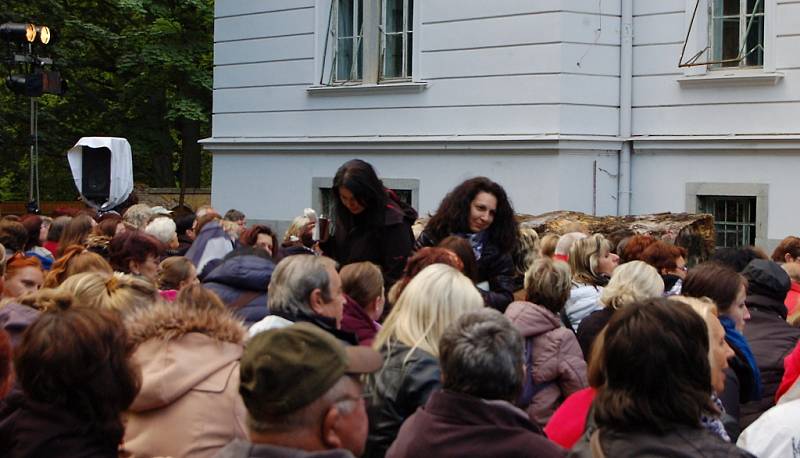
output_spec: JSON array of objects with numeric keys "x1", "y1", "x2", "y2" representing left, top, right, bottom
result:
[
  {"x1": 37, "y1": 25, "x2": 50, "y2": 45},
  {"x1": 0, "y1": 22, "x2": 36, "y2": 43}
]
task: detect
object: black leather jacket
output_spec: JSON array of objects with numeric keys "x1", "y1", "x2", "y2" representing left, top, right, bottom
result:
[
  {"x1": 416, "y1": 230, "x2": 515, "y2": 312},
  {"x1": 363, "y1": 342, "x2": 441, "y2": 458}
]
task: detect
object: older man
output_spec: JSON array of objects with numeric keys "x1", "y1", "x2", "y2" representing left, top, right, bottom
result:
[
  {"x1": 248, "y1": 255, "x2": 354, "y2": 343},
  {"x1": 386, "y1": 309, "x2": 565, "y2": 458},
  {"x1": 216, "y1": 322, "x2": 382, "y2": 458}
]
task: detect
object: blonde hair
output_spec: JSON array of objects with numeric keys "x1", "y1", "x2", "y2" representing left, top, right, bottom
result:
[
  {"x1": 283, "y1": 215, "x2": 311, "y2": 243},
  {"x1": 158, "y1": 256, "x2": 195, "y2": 290},
  {"x1": 524, "y1": 258, "x2": 572, "y2": 314},
  {"x1": 670, "y1": 295, "x2": 719, "y2": 372},
  {"x1": 539, "y1": 234, "x2": 559, "y2": 258},
  {"x1": 514, "y1": 226, "x2": 540, "y2": 275},
  {"x1": 340, "y1": 262, "x2": 383, "y2": 308},
  {"x1": 569, "y1": 233, "x2": 612, "y2": 285},
  {"x1": 600, "y1": 261, "x2": 664, "y2": 310},
  {"x1": 373, "y1": 264, "x2": 482, "y2": 358},
  {"x1": 58, "y1": 272, "x2": 159, "y2": 316}
]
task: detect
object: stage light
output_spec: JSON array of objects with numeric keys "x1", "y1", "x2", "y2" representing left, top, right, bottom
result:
[
  {"x1": 0, "y1": 22, "x2": 36, "y2": 43},
  {"x1": 37, "y1": 26, "x2": 50, "y2": 44}
]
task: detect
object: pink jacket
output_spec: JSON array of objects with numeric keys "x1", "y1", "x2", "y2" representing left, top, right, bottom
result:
[
  {"x1": 504, "y1": 300, "x2": 588, "y2": 427},
  {"x1": 122, "y1": 302, "x2": 248, "y2": 458}
]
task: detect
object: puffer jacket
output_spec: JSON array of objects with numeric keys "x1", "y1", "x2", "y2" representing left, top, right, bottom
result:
[
  {"x1": 739, "y1": 259, "x2": 800, "y2": 429},
  {"x1": 416, "y1": 230, "x2": 516, "y2": 312},
  {"x1": 563, "y1": 283, "x2": 603, "y2": 332},
  {"x1": 203, "y1": 252, "x2": 275, "y2": 326},
  {"x1": 363, "y1": 342, "x2": 441, "y2": 458},
  {"x1": 505, "y1": 301, "x2": 588, "y2": 427},
  {"x1": 122, "y1": 302, "x2": 248, "y2": 458}
]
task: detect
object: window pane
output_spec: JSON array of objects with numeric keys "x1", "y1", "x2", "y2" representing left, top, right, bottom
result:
[
  {"x1": 406, "y1": 31, "x2": 413, "y2": 75},
  {"x1": 747, "y1": 0, "x2": 764, "y2": 14},
  {"x1": 383, "y1": 33, "x2": 403, "y2": 78},
  {"x1": 714, "y1": 0, "x2": 739, "y2": 16},
  {"x1": 385, "y1": 0, "x2": 404, "y2": 33},
  {"x1": 336, "y1": 38, "x2": 354, "y2": 80},
  {"x1": 744, "y1": 14, "x2": 765, "y2": 66},
  {"x1": 408, "y1": 0, "x2": 414, "y2": 31},
  {"x1": 338, "y1": 0, "x2": 353, "y2": 37},
  {"x1": 713, "y1": 17, "x2": 741, "y2": 65}
]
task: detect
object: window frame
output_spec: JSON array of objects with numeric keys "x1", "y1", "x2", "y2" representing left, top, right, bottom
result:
[
  {"x1": 311, "y1": 176, "x2": 420, "y2": 221},
  {"x1": 685, "y1": 182, "x2": 769, "y2": 248},
  {"x1": 709, "y1": 0, "x2": 765, "y2": 69},
  {"x1": 316, "y1": 0, "x2": 416, "y2": 87},
  {"x1": 680, "y1": 0, "x2": 776, "y2": 78}
]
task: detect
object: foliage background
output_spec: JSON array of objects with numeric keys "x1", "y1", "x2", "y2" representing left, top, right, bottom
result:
[{"x1": 0, "y1": 0, "x2": 213, "y2": 202}]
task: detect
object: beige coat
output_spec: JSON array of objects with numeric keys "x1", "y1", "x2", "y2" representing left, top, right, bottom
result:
[
  {"x1": 505, "y1": 300, "x2": 588, "y2": 427},
  {"x1": 122, "y1": 302, "x2": 249, "y2": 458}
]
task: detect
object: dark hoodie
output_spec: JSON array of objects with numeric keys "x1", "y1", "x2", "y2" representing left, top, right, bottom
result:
[
  {"x1": 203, "y1": 248, "x2": 275, "y2": 326},
  {"x1": 740, "y1": 259, "x2": 800, "y2": 429}
]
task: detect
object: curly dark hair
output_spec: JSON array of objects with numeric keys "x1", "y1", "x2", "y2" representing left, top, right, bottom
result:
[
  {"x1": 424, "y1": 177, "x2": 518, "y2": 253},
  {"x1": 14, "y1": 292, "x2": 140, "y2": 447},
  {"x1": 331, "y1": 159, "x2": 388, "y2": 229}
]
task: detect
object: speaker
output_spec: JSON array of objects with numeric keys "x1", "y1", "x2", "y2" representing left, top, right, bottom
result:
[{"x1": 81, "y1": 146, "x2": 111, "y2": 202}]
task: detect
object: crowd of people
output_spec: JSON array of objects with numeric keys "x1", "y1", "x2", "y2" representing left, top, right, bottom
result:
[{"x1": 0, "y1": 158, "x2": 799, "y2": 457}]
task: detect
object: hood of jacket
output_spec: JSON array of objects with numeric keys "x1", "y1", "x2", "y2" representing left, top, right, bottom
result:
[
  {"x1": 505, "y1": 301, "x2": 561, "y2": 337},
  {"x1": 744, "y1": 259, "x2": 791, "y2": 304},
  {"x1": 203, "y1": 254, "x2": 275, "y2": 291},
  {"x1": 125, "y1": 302, "x2": 246, "y2": 412}
]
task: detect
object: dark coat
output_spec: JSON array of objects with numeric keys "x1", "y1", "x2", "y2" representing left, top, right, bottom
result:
[
  {"x1": 341, "y1": 295, "x2": 380, "y2": 346},
  {"x1": 363, "y1": 343, "x2": 441, "y2": 458},
  {"x1": 273, "y1": 308, "x2": 359, "y2": 346},
  {"x1": 569, "y1": 424, "x2": 753, "y2": 458},
  {"x1": 386, "y1": 389, "x2": 564, "y2": 458},
  {"x1": 576, "y1": 307, "x2": 614, "y2": 360},
  {"x1": 416, "y1": 230, "x2": 515, "y2": 312},
  {"x1": 740, "y1": 259, "x2": 800, "y2": 429},
  {"x1": 0, "y1": 388, "x2": 119, "y2": 457},
  {"x1": 322, "y1": 202, "x2": 416, "y2": 289},
  {"x1": 203, "y1": 253, "x2": 275, "y2": 326}
]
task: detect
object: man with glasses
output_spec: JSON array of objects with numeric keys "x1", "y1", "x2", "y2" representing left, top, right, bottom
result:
[{"x1": 217, "y1": 322, "x2": 382, "y2": 458}]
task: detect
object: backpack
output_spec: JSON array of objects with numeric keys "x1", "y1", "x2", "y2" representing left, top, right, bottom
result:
[{"x1": 516, "y1": 336, "x2": 555, "y2": 408}]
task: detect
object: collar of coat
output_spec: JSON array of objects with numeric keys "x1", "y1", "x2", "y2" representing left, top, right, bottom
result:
[{"x1": 125, "y1": 300, "x2": 246, "y2": 347}]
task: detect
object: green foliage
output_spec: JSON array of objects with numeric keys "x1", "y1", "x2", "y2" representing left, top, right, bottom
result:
[{"x1": 0, "y1": 0, "x2": 213, "y2": 202}]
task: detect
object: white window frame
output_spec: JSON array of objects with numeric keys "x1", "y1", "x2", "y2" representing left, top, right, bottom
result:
[
  {"x1": 680, "y1": 0, "x2": 776, "y2": 78},
  {"x1": 709, "y1": 0, "x2": 765, "y2": 69},
  {"x1": 314, "y1": 0, "x2": 416, "y2": 87},
  {"x1": 685, "y1": 182, "x2": 768, "y2": 248}
]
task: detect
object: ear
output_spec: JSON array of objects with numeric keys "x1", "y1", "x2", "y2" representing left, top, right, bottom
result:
[
  {"x1": 128, "y1": 260, "x2": 140, "y2": 275},
  {"x1": 786, "y1": 253, "x2": 794, "y2": 264},
  {"x1": 309, "y1": 288, "x2": 325, "y2": 315},
  {"x1": 321, "y1": 405, "x2": 343, "y2": 449}
]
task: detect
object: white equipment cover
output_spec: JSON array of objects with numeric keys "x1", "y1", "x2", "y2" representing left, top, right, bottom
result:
[{"x1": 67, "y1": 137, "x2": 134, "y2": 210}]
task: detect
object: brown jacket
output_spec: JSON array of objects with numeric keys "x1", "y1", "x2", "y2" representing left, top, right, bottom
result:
[
  {"x1": 122, "y1": 301, "x2": 249, "y2": 458},
  {"x1": 504, "y1": 301, "x2": 588, "y2": 427}
]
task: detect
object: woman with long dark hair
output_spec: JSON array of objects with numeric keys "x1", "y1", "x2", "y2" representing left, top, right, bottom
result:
[
  {"x1": 321, "y1": 159, "x2": 417, "y2": 288},
  {"x1": 416, "y1": 177, "x2": 518, "y2": 311}
]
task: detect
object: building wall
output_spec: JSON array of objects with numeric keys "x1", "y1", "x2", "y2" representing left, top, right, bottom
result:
[
  {"x1": 211, "y1": 0, "x2": 622, "y2": 139},
  {"x1": 632, "y1": 0, "x2": 800, "y2": 136}
]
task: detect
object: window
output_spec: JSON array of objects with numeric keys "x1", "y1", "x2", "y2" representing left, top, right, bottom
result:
[
  {"x1": 710, "y1": 0, "x2": 764, "y2": 67},
  {"x1": 325, "y1": 0, "x2": 414, "y2": 85},
  {"x1": 312, "y1": 177, "x2": 419, "y2": 222},
  {"x1": 698, "y1": 195, "x2": 757, "y2": 248}
]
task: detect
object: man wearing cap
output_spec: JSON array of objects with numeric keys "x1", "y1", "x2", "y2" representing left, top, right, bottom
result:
[
  {"x1": 248, "y1": 255, "x2": 355, "y2": 344},
  {"x1": 216, "y1": 322, "x2": 382, "y2": 458}
]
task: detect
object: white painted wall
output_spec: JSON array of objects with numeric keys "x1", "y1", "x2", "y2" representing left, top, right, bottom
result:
[{"x1": 631, "y1": 150, "x2": 800, "y2": 241}]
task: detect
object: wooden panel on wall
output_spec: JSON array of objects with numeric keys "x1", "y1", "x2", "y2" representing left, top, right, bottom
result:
[
  {"x1": 633, "y1": 102, "x2": 800, "y2": 135},
  {"x1": 633, "y1": 0, "x2": 685, "y2": 17},
  {"x1": 423, "y1": 0, "x2": 620, "y2": 23},
  {"x1": 632, "y1": 12, "x2": 684, "y2": 46},
  {"x1": 421, "y1": 11, "x2": 619, "y2": 52},
  {"x1": 214, "y1": 60, "x2": 314, "y2": 88},
  {"x1": 215, "y1": 7, "x2": 314, "y2": 42},
  {"x1": 776, "y1": 2, "x2": 800, "y2": 37},
  {"x1": 633, "y1": 43, "x2": 683, "y2": 76},
  {"x1": 776, "y1": 36, "x2": 800, "y2": 69},
  {"x1": 216, "y1": 0, "x2": 314, "y2": 18},
  {"x1": 212, "y1": 104, "x2": 563, "y2": 138},
  {"x1": 214, "y1": 34, "x2": 314, "y2": 65}
]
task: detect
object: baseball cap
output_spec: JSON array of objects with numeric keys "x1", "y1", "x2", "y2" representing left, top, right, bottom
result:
[{"x1": 240, "y1": 322, "x2": 383, "y2": 419}]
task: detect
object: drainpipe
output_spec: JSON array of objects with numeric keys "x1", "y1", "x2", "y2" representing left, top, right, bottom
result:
[{"x1": 618, "y1": 0, "x2": 633, "y2": 216}]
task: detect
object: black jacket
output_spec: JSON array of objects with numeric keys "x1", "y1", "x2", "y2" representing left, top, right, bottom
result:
[
  {"x1": 322, "y1": 202, "x2": 416, "y2": 289},
  {"x1": 416, "y1": 230, "x2": 515, "y2": 312},
  {"x1": 203, "y1": 252, "x2": 275, "y2": 326},
  {"x1": 363, "y1": 343, "x2": 441, "y2": 458},
  {"x1": 740, "y1": 259, "x2": 800, "y2": 429}
]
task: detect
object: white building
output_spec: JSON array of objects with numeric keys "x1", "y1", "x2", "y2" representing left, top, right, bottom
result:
[{"x1": 203, "y1": 0, "x2": 800, "y2": 250}]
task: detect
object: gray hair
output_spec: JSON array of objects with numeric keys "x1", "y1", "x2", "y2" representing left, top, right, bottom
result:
[
  {"x1": 144, "y1": 217, "x2": 177, "y2": 245},
  {"x1": 268, "y1": 255, "x2": 337, "y2": 317},
  {"x1": 439, "y1": 308, "x2": 524, "y2": 402},
  {"x1": 555, "y1": 231, "x2": 587, "y2": 256},
  {"x1": 123, "y1": 204, "x2": 154, "y2": 230}
]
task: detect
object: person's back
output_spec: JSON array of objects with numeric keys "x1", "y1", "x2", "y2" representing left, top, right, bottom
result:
[
  {"x1": 123, "y1": 286, "x2": 248, "y2": 458},
  {"x1": 203, "y1": 248, "x2": 275, "y2": 326},
  {"x1": 386, "y1": 309, "x2": 564, "y2": 458}
]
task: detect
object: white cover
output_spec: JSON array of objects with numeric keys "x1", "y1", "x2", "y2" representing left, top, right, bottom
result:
[
  {"x1": 67, "y1": 137, "x2": 133, "y2": 210},
  {"x1": 737, "y1": 378, "x2": 800, "y2": 458}
]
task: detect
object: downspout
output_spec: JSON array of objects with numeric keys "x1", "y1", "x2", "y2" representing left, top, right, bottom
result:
[{"x1": 618, "y1": 0, "x2": 633, "y2": 216}]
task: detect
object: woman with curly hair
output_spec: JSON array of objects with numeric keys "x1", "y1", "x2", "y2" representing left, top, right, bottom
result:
[
  {"x1": 417, "y1": 177, "x2": 519, "y2": 311},
  {"x1": 321, "y1": 159, "x2": 418, "y2": 289}
]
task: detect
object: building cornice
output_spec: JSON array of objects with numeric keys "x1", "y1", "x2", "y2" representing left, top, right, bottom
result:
[{"x1": 633, "y1": 135, "x2": 800, "y2": 151}]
